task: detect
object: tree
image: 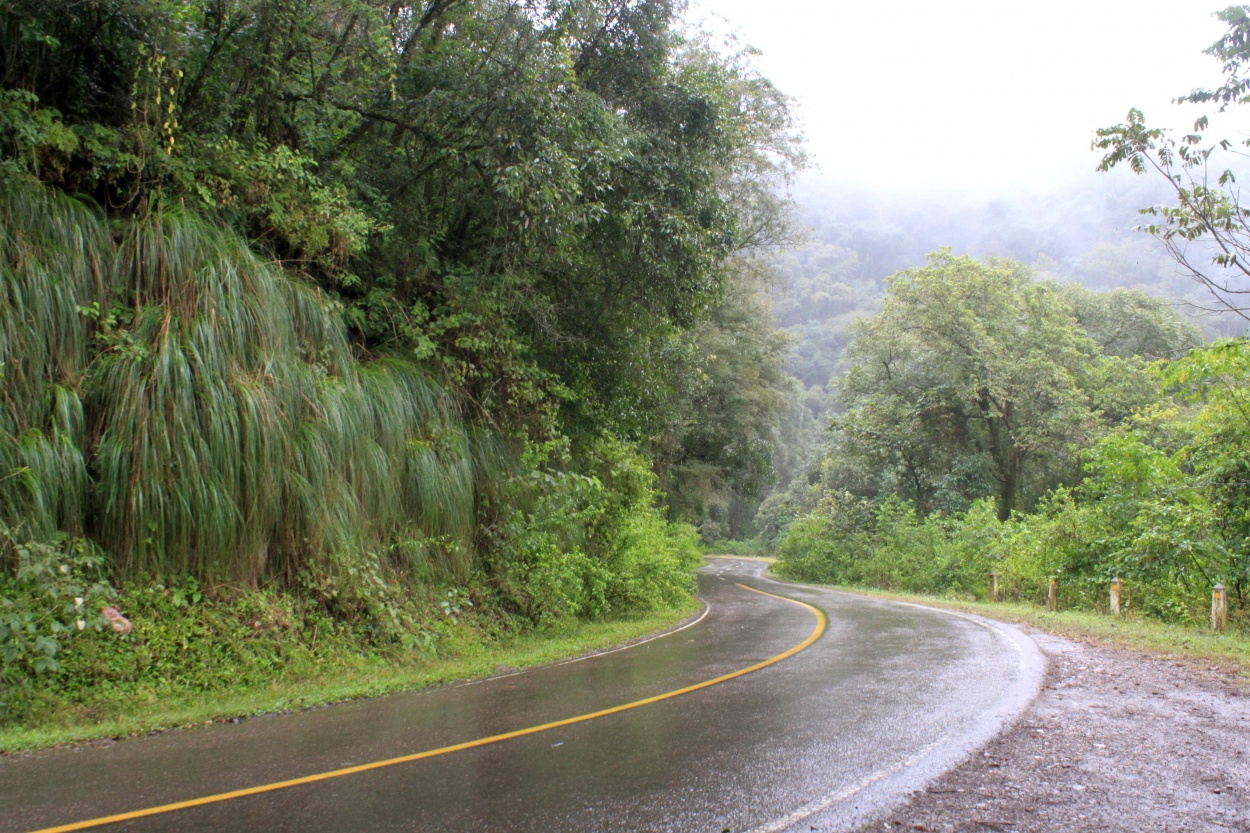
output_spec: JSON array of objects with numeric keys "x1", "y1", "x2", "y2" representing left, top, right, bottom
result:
[
  {"x1": 1057, "y1": 284, "x2": 1202, "y2": 361},
  {"x1": 1094, "y1": 5, "x2": 1250, "y2": 321},
  {"x1": 650, "y1": 263, "x2": 793, "y2": 538},
  {"x1": 0, "y1": 0, "x2": 804, "y2": 587},
  {"x1": 835, "y1": 252, "x2": 1167, "y2": 521}
]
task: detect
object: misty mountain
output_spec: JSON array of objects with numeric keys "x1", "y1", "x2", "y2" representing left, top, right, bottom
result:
[{"x1": 773, "y1": 169, "x2": 1246, "y2": 401}]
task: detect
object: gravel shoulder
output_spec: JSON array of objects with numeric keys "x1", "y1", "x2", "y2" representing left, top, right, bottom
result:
[{"x1": 856, "y1": 629, "x2": 1250, "y2": 832}]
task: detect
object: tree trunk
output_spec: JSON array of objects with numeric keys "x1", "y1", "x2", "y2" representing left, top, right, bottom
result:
[
  {"x1": 978, "y1": 389, "x2": 1023, "y2": 521},
  {"x1": 996, "y1": 462, "x2": 1020, "y2": 522}
]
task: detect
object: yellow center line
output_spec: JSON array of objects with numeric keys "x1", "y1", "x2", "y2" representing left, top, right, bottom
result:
[{"x1": 27, "y1": 583, "x2": 826, "y2": 833}]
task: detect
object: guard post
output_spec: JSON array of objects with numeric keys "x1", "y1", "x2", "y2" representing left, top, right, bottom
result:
[{"x1": 1213, "y1": 584, "x2": 1228, "y2": 633}]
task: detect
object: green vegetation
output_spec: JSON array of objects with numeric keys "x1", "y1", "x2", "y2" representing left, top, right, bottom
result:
[
  {"x1": 0, "y1": 595, "x2": 698, "y2": 753},
  {"x1": 769, "y1": 8, "x2": 1250, "y2": 639},
  {"x1": 817, "y1": 586, "x2": 1250, "y2": 678},
  {"x1": 11, "y1": 0, "x2": 1250, "y2": 748},
  {"x1": 772, "y1": 254, "x2": 1250, "y2": 633},
  {"x1": 699, "y1": 539, "x2": 763, "y2": 557},
  {"x1": 0, "y1": 0, "x2": 798, "y2": 733},
  {"x1": 769, "y1": 173, "x2": 1233, "y2": 437}
]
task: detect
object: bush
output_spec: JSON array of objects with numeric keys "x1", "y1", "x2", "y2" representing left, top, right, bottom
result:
[
  {"x1": 773, "y1": 481, "x2": 1244, "y2": 630},
  {"x1": 773, "y1": 492, "x2": 875, "y2": 585},
  {"x1": 0, "y1": 532, "x2": 114, "y2": 683},
  {"x1": 605, "y1": 509, "x2": 699, "y2": 612},
  {"x1": 488, "y1": 434, "x2": 700, "y2": 624},
  {"x1": 0, "y1": 569, "x2": 506, "y2": 727},
  {"x1": 700, "y1": 538, "x2": 761, "y2": 557}
]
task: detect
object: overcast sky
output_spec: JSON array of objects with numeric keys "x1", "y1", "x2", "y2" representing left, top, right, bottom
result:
[{"x1": 689, "y1": 1, "x2": 1235, "y2": 195}]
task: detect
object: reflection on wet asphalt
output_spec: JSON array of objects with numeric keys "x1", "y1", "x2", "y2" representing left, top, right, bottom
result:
[{"x1": 0, "y1": 560, "x2": 1042, "y2": 833}]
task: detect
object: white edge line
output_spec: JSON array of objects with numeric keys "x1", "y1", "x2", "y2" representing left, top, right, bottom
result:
[
  {"x1": 740, "y1": 577, "x2": 1046, "y2": 833},
  {"x1": 744, "y1": 738, "x2": 946, "y2": 833},
  {"x1": 451, "y1": 601, "x2": 713, "y2": 688},
  {"x1": 547, "y1": 602, "x2": 711, "y2": 668},
  {"x1": 875, "y1": 597, "x2": 1032, "y2": 661}
]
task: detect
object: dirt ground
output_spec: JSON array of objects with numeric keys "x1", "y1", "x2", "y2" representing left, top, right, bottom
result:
[{"x1": 857, "y1": 631, "x2": 1250, "y2": 833}]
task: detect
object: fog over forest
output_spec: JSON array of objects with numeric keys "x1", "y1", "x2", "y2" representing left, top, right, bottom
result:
[
  {"x1": 736, "y1": 161, "x2": 1250, "y2": 531},
  {"x1": 773, "y1": 168, "x2": 1247, "y2": 404}
]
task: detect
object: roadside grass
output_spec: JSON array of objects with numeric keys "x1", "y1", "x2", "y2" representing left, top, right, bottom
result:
[
  {"x1": 709, "y1": 556, "x2": 1250, "y2": 676},
  {"x1": 800, "y1": 582, "x2": 1250, "y2": 678},
  {"x1": 0, "y1": 600, "x2": 699, "y2": 755}
]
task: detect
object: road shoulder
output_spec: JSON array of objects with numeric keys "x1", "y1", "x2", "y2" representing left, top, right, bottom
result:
[{"x1": 856, "y1": 630, "x2": 1250, "y2": 832}]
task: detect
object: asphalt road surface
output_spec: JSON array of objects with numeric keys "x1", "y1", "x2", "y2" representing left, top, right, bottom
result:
[{"x1": 1, "y1": 559, "x2": 1042, "y2": 833}]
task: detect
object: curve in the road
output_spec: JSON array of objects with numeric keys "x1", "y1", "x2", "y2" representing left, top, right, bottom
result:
[{"x1": 25, "y1": 583, "x2": 825, "y2": 833}]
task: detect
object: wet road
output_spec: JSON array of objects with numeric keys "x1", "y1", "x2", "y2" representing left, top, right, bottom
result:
[{"x1": 1, "y1": 559, "x2": 1042, "y2": 833}]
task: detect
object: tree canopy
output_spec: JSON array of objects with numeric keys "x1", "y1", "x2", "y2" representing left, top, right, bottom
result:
[
  {"x1": 0, "y1": 1, "x2": 801, "y2": 611},
  {"x1": 831, "y1": 252, "x2": 1194, "y2": 521},
  {"x1": 1, "y1": 1, "x2": 800, "y2": 450}
]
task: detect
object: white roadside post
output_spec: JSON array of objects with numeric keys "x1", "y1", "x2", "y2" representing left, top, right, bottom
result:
[{"x1": 1110, "y1": 577, "x2": 1121, "y2": 616}]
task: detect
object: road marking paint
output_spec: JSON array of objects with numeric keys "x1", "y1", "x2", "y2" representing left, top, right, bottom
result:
[
  {"x1": 744, "y1": 738, "x2": 947, "y2": 833},
  {"x1": 736, "y1": 577, "x2": 1046, "y2": 833},
  {"x1": 472, "y1": 602, "x2": 714, "y2": 684},
  {"x1": 547, "y1": 601, "x2": 712, "y2": 668},
  {"x1": 25, "y1": 583, "x2": 824, "y2": 833}
]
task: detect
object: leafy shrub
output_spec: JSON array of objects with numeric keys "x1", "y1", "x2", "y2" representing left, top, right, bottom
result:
[
  {"x1": 488, "y1": 434, "x2": 700, "y2": 624},
  {"x1": 604, "y1": 509, "x2": 699, "y2": 612},
  {"x1": 0, "y1": 532, "x2": 114, "y2": 681},
  {"x1": 297, "y1": 548, "x2": 438, "y2": 651},
  {"x1": 2, "y1": 571, "x2": 501, "y2": 727},
  {"x1": 774, "y1": 492, "x2": 875, "y2": 585},
  {"x1": 490, "y1": 465, "x2": 610, "y2": 623}
]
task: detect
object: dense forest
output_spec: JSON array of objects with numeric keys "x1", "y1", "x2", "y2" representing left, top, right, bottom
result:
[
  {"x1": 0, "y1": 0, "x2": 801, "y2": 717},
  {"x1": 765, "y1": 7, "x2": 1250, "y2": 631},
  {"x1": 8, "y1": 0, "x2": 1250, "y2": 728}
]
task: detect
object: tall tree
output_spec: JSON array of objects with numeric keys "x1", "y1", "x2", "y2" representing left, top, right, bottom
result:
[
  {"x1": 650, "y1": 264, "x2": 793, "y2": 539},
  {"x1": 835, "y1": 253, "x2": 1173, "y2": 520}
]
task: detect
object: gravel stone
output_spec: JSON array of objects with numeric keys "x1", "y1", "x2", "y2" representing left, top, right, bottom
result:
[{"x1": 857, "y1": 631, "x2": 1250, "y2": 832}]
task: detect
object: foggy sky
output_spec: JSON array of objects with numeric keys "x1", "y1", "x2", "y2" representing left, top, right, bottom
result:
[{"x1": 691, "y1": 1, "x2": 1233, "y2": 195}]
